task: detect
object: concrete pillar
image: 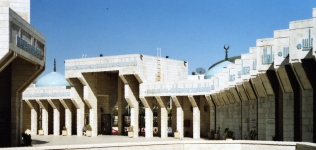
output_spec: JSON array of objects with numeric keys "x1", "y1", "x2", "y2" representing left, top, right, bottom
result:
[
  {"x1": 250, "y1": 76, "x2": 268, "y2": 140},
  {"x1": 77, "y1": 108, "x2": 84, "y2": 136},
  {"x1": 200, "y1": 95, "x2": 211, "y2": 137},
  {"x1": 67, "y1": 78, "x2": 85, "y2": 136},
  {"x1": 275, "y1": 67, "x2": 295, "y2": 141},
  {"x1": 10, "y1": 57, "x2": 44, "y2": 146},
  {"x1": 259, "y1": 72, "x2": 277, "y2": 141},
  {"x1": 188, "y1": 96, "x2": 200, "y2": 139},
  {"x1": 156, "y1": 96, "x2": 169, "y2": 138},
  {"x1": 118, "y1": 77, "x2": 128, "y2": 135},
  {"x1": 60, "y1": 99, "x2": 73, "y2": 136},
  {"x1": 47, "y1": 99, "x2": 61, "y2": 136},
  {"x1": 25, "y1": 100, "x2": 39, "y2": 135},
  {"x1": 171, "y1": 96, "x2": 184, "y2": 139},
  {"x1": 140, "y1": 97, "x2": 153, "y2": 138},
  {"x1": 121, "y1": 75, "x2": 140, "y2": 138},
  {"x1": 82, "y1": 73, "x2": 98, "y2": 137},
  {"x1": 285, "y1": 65, "x2": 301, "y2": 141},
  {"x1": 236, "y1": 84, "x2": 250, "y2": 139},
  {"x1": 22, "y1": 101, "x2": 31, "y2": 134},
  {"x1": 295, "y1": 60, "x2": 316, "y2": 142},
  {"x1": 172, "y1": 99, "x2": 177, "y2": 136},
  {"x1": 36, "y1": 100, "x2": 48, "y2": 136},
  {"x1": 205, "y1": 95, "x2": 216, "y2": 133},
  {"x1": 291, "y1": 62, "x2": 314, "y2": 142}
]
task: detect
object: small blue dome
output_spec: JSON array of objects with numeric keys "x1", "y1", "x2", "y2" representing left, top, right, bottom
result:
[
  {"x1": 205, "y1": 61, "x2": 233, "y2": 79},
  {"x1": 36, "y1": 72, "x2": 70, "y2": 87}
]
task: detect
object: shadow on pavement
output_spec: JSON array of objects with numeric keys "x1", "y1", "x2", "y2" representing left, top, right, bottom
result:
[{"x1": 32, "y1": 139, "x2": 49, "y2": 145}]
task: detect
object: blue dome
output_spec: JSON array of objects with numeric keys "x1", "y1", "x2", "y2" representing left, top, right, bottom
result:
[
  {"x1": 36, "y1": 72, "x2": 70, "y2": 87},
  {"x1": 204, "y1": 61, "x2": 233, "y2": 79}
]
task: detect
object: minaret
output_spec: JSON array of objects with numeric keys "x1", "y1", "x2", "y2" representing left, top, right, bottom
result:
[{"x1": 54, "y1": 58, "x2": 56, "y2": 72}]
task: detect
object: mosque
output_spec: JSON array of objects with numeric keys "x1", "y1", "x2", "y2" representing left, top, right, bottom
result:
[
  {"x1": 1, "y1": 0, "x2": 316, "y2": 148},
  {"x1": 22, "y1": 5, "x2": 316, "y2": 143}
]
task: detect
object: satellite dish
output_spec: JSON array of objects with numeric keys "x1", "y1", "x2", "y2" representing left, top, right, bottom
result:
[{"x1": 196, "y1": 67, "x2": 206, "y2": 75}]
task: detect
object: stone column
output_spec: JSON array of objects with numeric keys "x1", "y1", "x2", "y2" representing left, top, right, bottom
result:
[
  {"x1": 121, "y1": 75, "x2": 140, "y2": 138},
  {"x1": 236, "y1": 84, "x2": 250, "y2": 140},
  {"x1": 118, "y1": 77, "x2": 128, "y2": 135},
  {"x1": 77, "y1": 108, "x2": 84, "y2": 136},
  {"x1": 205, "y1": 95, "x2": 215, "y2": 133},
  {"x1": 25, "y1": 100, "x2": 39, "y2": 135},
  {"x1": 82, "y1": 73, "x2": 98, "y2": 137},
  {"x1": 299, "y1": 60, "x2": 316, "y2": 142},
  {"x1": 171, "y1": 96, "x2": 184, "y2": 139},
  {"x1": 60, "y1": 99, "x2": 72, "y2": 136},
  {"x1": 48, "y1": 99, "x2": 61, "y2": 136},
  {"x1": 67, "y1": 78, "x2": 85, "y2": 137},
  {"x1": 172, "y1": 99, "x2": 177, "y2": 136},
  {"x1": 188, "y1": 96, "x2": 200, "y2": 139},
  {"x1": 140, "y1": 97, "x2": 153, "y2": 138},
  {"x1": 259, "y1": 73, "x2": 277, "y2": 141},
  {"x1": 10, "y1": 57, "x2": 44, "y2": 146},
  {"x1": 275, "y1": 67, "x2": 295, "y2": 141},
  {"x1": 156, "y1": 96, "x2": 168, "y2": 138},
  {"x1": 36, "y1": 100, "x2": 48, "y2": 136}
]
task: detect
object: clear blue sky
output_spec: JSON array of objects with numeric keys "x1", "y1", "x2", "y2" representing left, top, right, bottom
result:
[{"x1": 30, "y1": 0, "x2": 316, "y2": 79}]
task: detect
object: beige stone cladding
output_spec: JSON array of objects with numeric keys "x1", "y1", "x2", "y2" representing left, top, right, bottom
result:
[
  {"x1": 0, "y1": 0, "x2": 30, "y2": 23},
  {"x1": 65, "y1": 54, "x2": 187, "y2": 83}
]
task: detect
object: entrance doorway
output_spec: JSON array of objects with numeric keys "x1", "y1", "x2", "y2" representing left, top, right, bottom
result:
[{"x1": 101, "y1": 114, "x2": 111, "y2": 135}]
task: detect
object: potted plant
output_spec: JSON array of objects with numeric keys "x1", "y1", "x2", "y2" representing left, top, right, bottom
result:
[
  {"x1": 21, "y1": 133, "x2": 32, "y2": 146},
  {"x1": 38, "y1": 127, "x2": 44, "y2": 136},
  {"x1": 86, "y1": 124, "x2": 92, "y2": 137},
  {"x1": 62, "y1": 126, "x2": 67, "y2": 136},
  {"x1": 249, "y1": 130, "x2": 257, "y2": 140},
  {"x1": 225, "y1": 128, "x2": 234, "y2": 140},
  {"x1": 272, "y1": 135, "x2": 276, "y2": 141},
  {"x1": 174, "y1": 129, "x2": 180, "y2": 139},
  {"x1": 214, "y1": 127, "x2": 220, "y2": 140},
  {"x1": 208, "y1": 129, "x2": 214, "y2": 139},
  {"x1": 222, "y1": 128, "x2": 228, "y2": 140},
  {"x1": 128, "y1": 126, "x2": 134, "y2": 138}
]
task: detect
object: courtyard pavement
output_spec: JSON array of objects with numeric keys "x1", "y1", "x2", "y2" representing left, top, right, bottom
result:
[{"x1": 31, "y1": 135, "x2": 209, "y2": 147}]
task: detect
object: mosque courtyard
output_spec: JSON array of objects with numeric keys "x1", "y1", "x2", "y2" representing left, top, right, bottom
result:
[{"x1": 7, "y1": 135, "x2": 316, "y2": 150}]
